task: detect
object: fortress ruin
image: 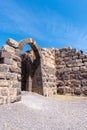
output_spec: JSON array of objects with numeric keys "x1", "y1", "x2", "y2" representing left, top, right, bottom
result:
[{"x1": 0, "y1": 38, "x2": 87, "y2": 104}]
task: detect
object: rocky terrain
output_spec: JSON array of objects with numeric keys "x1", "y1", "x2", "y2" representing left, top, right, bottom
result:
[{"x1": 0, "y1": 92, "x2": 87, "y2": 130}]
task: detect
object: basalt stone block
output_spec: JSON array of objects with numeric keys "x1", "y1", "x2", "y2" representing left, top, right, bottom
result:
[
  {"x1": 80, "y1": 73, "x2": 87, "y2": 79},
  {"x1": 6, "y1": 73, "x2": 17, "y2": 80},
  {"x1": 0, "y1": 80, "x2": 8, "y2": 87},
  {"x1": 81, "y1": 80, "x2": 87, "y2": 86},
  {"x1": 0, "y1": 58, "x2": 13, "y2": 65},
  {"x1": 57, "y1": 86, "x2": 65, "y2": 94},
  {"x1": 0, "y1": 50, "x2": 11, "y2": 59},
  {"x1": 0, "y1": 72, "x2": 6, "y2": 79},
  {"x1": 76, "y1": 63, "x2": 84, "y2": 67},
  {"x1": 65, "y1": 86, "x2": 71, "y2": 93},
  {"x1": 57, "y1": 80, "x2": 64, "y2": 87},
  {"x1": 64, "y1": 80, "x2": 71, "y2": 86},
  {"x1": 72, "y1": 56, "x2": 78, "y2": 60},
  {"x1": 10, "y1": 66, "x2": 21, "y2": 74},
  {"x1": 15, "y1": 49, "x2": 21, "y2": 56},
  {"x1": 82, "y1": 87, "x2": 87, "y2": 96},
  {"x1": 2, "y1": 44, "x2": 15, "y2": 54},
  {"x1": 83, "y1": 58, "x2": 87, "y2": 62},
  {"x1": 17, "y1": 88, "x2": 21, "y2": 95},
  {"x1": 6, "y1": 38, "x2": 18, "y2": 48},
  {"x1": 72, "y1": 67, "x2": 79, "y2": 71},
  {"x1": 0, "y1": 64, "x2": 9, "y2": 72},
  {"x1": 12, "y1": 55, "x2": 21, "y2": 62},
  {"x1": 79, "y1": 66, "x2": 87, "y2": 72},
  {"x1": 74, "y1": 88, "x2": 81, "y2": 95},
  {"x1": 1, "y1": 88, "x2": 8, "y2": 96},
  {"x1": 12, "y1": 81, "x2": 21, "y2": 88},
  {"x1": 70, "y1": 80, "x2": 81, "y2": 87},
  {"x1": 16, "y1": 95, "x2": 21, "y2": 101}
]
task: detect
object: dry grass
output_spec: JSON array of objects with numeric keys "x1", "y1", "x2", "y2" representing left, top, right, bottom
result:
[{"x1": 49, "y1": 94, "x2": 87, "y2": 101}]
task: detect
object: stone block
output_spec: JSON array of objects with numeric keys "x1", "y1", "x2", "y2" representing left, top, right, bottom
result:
[
  {"x1": 0, "y1": 72, "x2": 6, "y2": 79},
  {"x1": 16, "y1": 88, "x2": 21, "y2": 96},
  {"x1": 10, "y1": 66, "x2": 21, "y2": 74},
  {"x1": 12, "y1": 81, "x2": 21, "y2": 88},
  {"x1": 82, "y1": 87, "x2": 87, "y2": 96},
  {"x1": 1, "y1": 88, "x2": 8, "y2": 96},
  {"x1": 70, "y1": 80, "x2": 81, "y2": 88},
  {"x1": 57, "y1": 86, "x2": 65, "y2": 94},
  {"x1": 80, "y1": 73, "x2": 87, "y2": 79},
  {"x1": 12, "y1": 55, "x2": 21, "y2": 62},
  {"x1": 74, "y1": 88, "x2": 81, "y2": 95},
  {"x1": 0, "y1": 80, "x2": 8, "y2": 87},
  {"x1": 76, "y1": 59, "x2": 82, "y2": 63},
  {"x1": 2, "y1": 44, "x2": 15, "y2": 54},
  {"x1": 72, "y1": 67, "x2": 79, "y2": 71},
  {"x1": 79, "y1": 66, "x2": 87, "y2": 72},
  {"x1": 17, "y1": 62, "x2": 21, "y2": 68},
  {"x1": 15, "y1": 49, "x2": 21, "y2": 56},
  {"x1": 6, "y1": 38, "x2": 18, "y2": 48},
  {"x1": 83, "y1": 58, "x2": 87, "y2": 62},
  {"x1": 17, "y1": 75, "x2": 21, "y2": 81},
  {"x1": 6, "y1": 73, "x2": 17, "y2": 80},
  {"x1": 76, "y1": 63, "x2": 84, "y2": 67},
  {"x1": 65, "y1": 86, "x2": 71, "y2": 93},
  {"x1": 81, "y1": 80, "x2": 87, "y2": 87},
  {"x1": 0, "y1": 64, "x2": 9, "y2": 72},
  {"x1": 0, "y1": 50, "x2": 11, "y2": 59},
  {"x1": 57, "y1": 80, "x2": 64, "y2": 87},
  {"x1": 72, "y1": 56, "x2": 78, "y2": 60},
  {"x1": 0, "y1": 58, "x2": 13, "y2": 65}
]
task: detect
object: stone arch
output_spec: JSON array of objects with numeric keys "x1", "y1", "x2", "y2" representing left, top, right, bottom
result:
[
  {"x1": 0, "y1": 38, "x2": 43, "y2": 105},
  {"x1": 18, "y1": 38, "x2": 41, "y2": 92},
  {"x1": 18, "y1": 38, "x2": 40, "y2": 59}
]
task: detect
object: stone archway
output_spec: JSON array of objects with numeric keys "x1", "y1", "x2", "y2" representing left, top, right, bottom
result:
[
  {"x1": 0, "y1": 38, "x2": 43, "y2": 104},
  {"x1": 18, "y1": 38, "x2": 40, "y2": 92}
]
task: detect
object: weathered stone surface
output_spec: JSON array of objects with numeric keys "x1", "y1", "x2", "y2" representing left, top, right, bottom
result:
[
  {"x1": 74, "y1": 88, "x2": 81, "y2": 95},
  {"x1": 6, "y1": 73, "x2": 17, "y2": 80},
  {"x1": 6, "y1": 38, "x2": 18, "y2": 48},
  {"x1": 0, "y1": 80, "x2": 8, "y2": 87},
  {"x1": 0, "y1": 64, "x2": 9, "y2": 72},
  {"x1": 0, "y1": 58, "x2": 13, "y2": 65},
  {"x1": 0, "y1": 97, "x2": 4, "y2": 105},
  {"x1": 0, "y1": 50, "x2": 11, "y2": 58},
  {"x1": 82, "y1": 87, "x2": 87, "y2": 96},
  {"x1": 1, "y1": 38, "x2": 87, "y2": 105},
  {"x1": 2, "y1": 44, "x2": 15, "y2": 54},
  {"x1": 81, "y1": 80, "x2": 87, "y2": 86},
  {"x1": 17, "y1": 75, "x2": 21, "y2": 81},
  {"x1": 65, "y1": 86, "x2": 71, "y2": 93},
  {"x1": 0, "y1": 72, "x2": 6, "y2": 79},
  {"x1": 12, "y1": 54, "x2": 21, "y2": 62},
  {"x1": 57, "y1": 86, "x2": 65, "y2": 94},
  {"x1": 1, "y1": 88, "x2": 8, "y2": 96},
  {"x1": 12, "y1": 81, "x2": 21, "y2": 88},
  {"x1": 10, "y1": 66, "x2": 21, "y2": 74}
]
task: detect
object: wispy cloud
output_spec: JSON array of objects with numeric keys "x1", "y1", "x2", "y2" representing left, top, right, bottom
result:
[{"x1": 0, "y1": 0, "x2": 87, "y2": 53}]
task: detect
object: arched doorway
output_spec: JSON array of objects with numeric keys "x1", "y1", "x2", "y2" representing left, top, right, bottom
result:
[{"x1": 18, "y1": 38, "x2": 41, "y2": 93}]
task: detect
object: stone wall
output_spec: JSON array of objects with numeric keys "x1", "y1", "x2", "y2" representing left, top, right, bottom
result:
[
  {"x1": 40, "y1": 48, "x2": 57, "y2": 96},
  {"x1": 0, "y1": 38, "x2": 41, "y2": 105},
  {"x1": 0, "y1": 39, "x2": 21, "y2": 104},
  {"x1": 55, "y1": 47, "x2": 87, "y2": 96},
  {"x1": 0, "y1": 38, "x2": 87, "y2": 105}
]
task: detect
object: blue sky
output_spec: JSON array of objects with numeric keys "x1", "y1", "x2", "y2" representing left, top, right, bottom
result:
[{"x1": 0, "y1": 0, "x2": 87, "y2": 53}]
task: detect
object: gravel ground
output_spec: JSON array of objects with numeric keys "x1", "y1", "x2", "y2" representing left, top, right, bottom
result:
[{"x1": 0, "y1": 92, "x2": 87, "y2": 130}]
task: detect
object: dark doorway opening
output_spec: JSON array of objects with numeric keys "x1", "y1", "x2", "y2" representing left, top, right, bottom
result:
[{"x1": 21, "y1": 49, "x2": 35, "y2": 92}]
